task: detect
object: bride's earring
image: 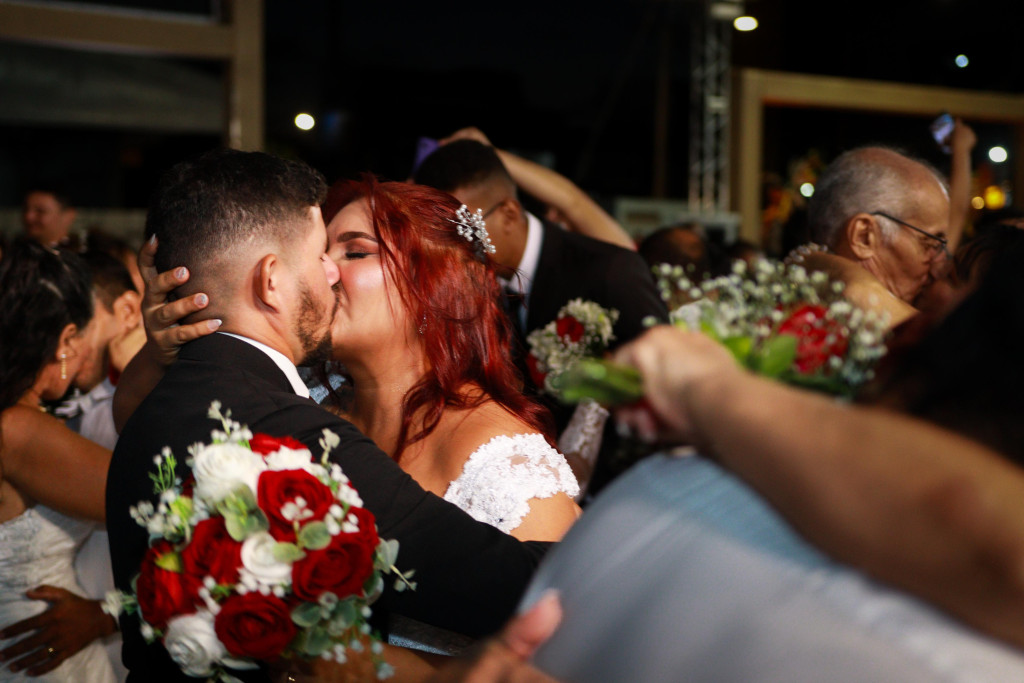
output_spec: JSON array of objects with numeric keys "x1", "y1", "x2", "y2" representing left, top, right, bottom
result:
[
  {"x1": 418, "y1": 314, "x2": 427, "y2": 336},
  {"x1": 60, "y1": 352, "x2": 67, "y2": 380}
]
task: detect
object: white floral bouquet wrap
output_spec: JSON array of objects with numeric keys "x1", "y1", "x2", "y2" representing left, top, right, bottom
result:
[
  {"x1": 105, "y1": 402, "x2": 414, "y2": 681},
  {"x1": 526, "y1": 298, "x2": 619, "y2": 399}
]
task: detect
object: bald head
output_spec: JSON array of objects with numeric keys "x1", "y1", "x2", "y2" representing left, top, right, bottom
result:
[{"x1": 808, "y1": 147, "x2": 948, "y2": 250}]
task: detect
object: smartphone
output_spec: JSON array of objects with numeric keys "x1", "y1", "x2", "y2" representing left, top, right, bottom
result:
[{"x1": 930, "y1": 113, "x2": 954, "y2": 154}]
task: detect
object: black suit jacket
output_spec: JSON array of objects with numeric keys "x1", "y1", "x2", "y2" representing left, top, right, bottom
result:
[
  {"x1": 524, "y1": 221, "x2": 667, "y2": 348},
  {"x1": 108, "y1": 334, "x2": 547, "y2": 681}
]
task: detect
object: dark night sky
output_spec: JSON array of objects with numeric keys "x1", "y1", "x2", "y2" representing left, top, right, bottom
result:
[
  {"x1": 264, "y1": 0, "x2": 1022, "y2": 200},
  {"x1": 2, "y1": 0, "x2": 1020, "y2": 208}
]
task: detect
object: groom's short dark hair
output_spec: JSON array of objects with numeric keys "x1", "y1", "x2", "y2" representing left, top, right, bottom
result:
[{"x1": 146, "y1": 148, "x2": 327, "y2": 276}]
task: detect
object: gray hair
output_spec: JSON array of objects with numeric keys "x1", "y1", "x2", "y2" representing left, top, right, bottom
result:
[{"x1": 807, "y1": 146, "x2": 947, "y2": 249}]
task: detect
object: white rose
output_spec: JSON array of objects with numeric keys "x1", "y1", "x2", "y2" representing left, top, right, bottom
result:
[
  {"x1": 192, "y1": 443, "x2": 266, "y2": 505},
  {"x1": 164, "y1": 611, "x2": 225, "y2": 677},
  {"x1": 240, "y1": 532, "x2": 292, "y2": 586}
]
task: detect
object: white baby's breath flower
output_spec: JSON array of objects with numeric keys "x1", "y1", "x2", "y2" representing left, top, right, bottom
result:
[{"x1": 263, "y1": 445, "x2": 315, "y2": 472}]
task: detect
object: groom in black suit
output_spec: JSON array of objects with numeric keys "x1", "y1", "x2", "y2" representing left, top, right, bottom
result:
[{"x1": 107, "y1": 149, "x2": 547, "y2": 681}]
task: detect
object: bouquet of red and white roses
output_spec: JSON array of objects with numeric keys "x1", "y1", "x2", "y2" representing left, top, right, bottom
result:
[
  {"x1": 526, "y1": 298, "x2": 619, "y2": 400},
  {"x1": 105, "y1": 402, "x2": 413, "y2": 681}
]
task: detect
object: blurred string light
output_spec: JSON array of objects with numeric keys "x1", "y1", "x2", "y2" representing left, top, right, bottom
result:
[
  {"x1": 799, "y1": 183, "x2": 814, "y2": 198},
  {"x1": 955, "y1": 54, "x2": 969, "y2": 68},
  {"x1": 989, "y1": 146, "x2": 1008, "y2": 163},
  {"x1": 294, "y1": 113, "x2": 315, "y2": 131},
  {"x1": 734, "y1": 16, "x2": 758, "y2": 31},
  {"x1": 971, "y1": 196, "x2": 985, "y2": 210},
  {"x1": 984, "y1": 185, "x2": 1007, "y2": 210}
]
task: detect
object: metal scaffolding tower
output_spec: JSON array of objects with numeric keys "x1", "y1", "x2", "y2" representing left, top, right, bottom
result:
[{"x1": 689, "y1": 1, "x2": 736, "y2": 214}]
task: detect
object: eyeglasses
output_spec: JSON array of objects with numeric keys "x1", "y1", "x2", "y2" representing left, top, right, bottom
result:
[
  {"x1": 481, "y1": 199, "x2": 508, "y2": 219},
  {"x1": 871, "y1": 211, "x2": 949, "y2": 258}
]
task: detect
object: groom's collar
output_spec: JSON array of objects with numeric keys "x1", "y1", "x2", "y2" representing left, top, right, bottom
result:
[{"x1": 217, "y1": 332, "x2": 310, "y2": 398}]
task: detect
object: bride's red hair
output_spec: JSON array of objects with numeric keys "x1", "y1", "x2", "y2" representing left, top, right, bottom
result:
[{"x1": 322, "y1": 175, "x2": 554, "y2": 461}]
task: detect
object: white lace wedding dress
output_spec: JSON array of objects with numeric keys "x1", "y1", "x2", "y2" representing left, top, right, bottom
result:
[
  {"x1": 0, "y1": 506, "x2": 115, "y2": 682},
  {"x1": 389, "y1": 432, "x2": 579, "y2": 655}
]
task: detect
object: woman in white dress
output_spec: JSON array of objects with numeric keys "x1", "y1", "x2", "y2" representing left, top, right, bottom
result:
[
  {"x1": 317, "y1": 177, "x2": 581, "y2": 541},
  {"x1": 0, "y1": 239, "x2": 116, "y2": 682}
]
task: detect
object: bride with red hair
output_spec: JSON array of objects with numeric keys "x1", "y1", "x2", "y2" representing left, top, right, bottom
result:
[{"x1": 318, "y1": 177, "x2": 580, "y2": 542}]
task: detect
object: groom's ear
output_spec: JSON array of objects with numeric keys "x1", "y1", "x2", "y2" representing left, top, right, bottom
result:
[{"x1": 254, "y1": 253, "x2": 285, "y2": 313}]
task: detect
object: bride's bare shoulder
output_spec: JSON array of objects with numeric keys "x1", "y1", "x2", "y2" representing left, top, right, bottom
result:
[{"x1": 430, "y1": 400, "x2": 536, "y2": 465}]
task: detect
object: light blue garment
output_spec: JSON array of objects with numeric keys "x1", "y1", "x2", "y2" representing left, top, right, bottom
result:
[{"x1": 523, "y1": 454, "x2": 1024, "y2": 682}]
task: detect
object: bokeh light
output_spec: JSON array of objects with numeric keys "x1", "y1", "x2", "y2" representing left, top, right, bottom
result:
[
  {"x1": 799, "y1": 183, "x2": 814, "y2": 198},
  {"x1": 734, "y1": 16, "x2": 758, "y2": 31},
  {"x1": 971, "y1": 196, "x2": 985, "y2": 210},
  {"x1": 294, "y1": 113, "x2": 315, "y2": 131},
  {"x1": 989, "y1": 146, "x2": 1008, "y2": 163},
  {"x1": 984, "y1": 185, "x2": 1007, "y2": 210},
  {"x1": 955, "y1": 54, "x2": 969, "y2": 68}
]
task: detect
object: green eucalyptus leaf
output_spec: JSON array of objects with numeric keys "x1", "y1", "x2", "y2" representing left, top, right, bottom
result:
[
  {"x1": 333, "y1": 599, "x2": 357, "y2": 629},
  {"x1": 292, "y1": 602, "x2": 322, "y2": 629},
  {"x1": 304, "y1": 627, "x2": 332, "y2": 656},
  {"x1": 754, "y1": 334, "x2": 798, "y2": 377},
  {"x1": 721, "y1": 335, "x2": 753, "y2": 363},
  {"x1": 378, "y1": 539, "x2": 400, "y2": 568},
  {"x1": 273, "y1": 542, "x2": 306, "y2": 564},
  {"x1": 298, "y1": 521, "x2": 331, "y2": 550},
  {"x1": 223, "y1": 511, "x2": 268, "y2": 544}
]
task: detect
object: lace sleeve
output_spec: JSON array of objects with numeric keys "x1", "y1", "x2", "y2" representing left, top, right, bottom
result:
[{"x1": 443, "y1": 434, "x2": 580, "y2": 534}]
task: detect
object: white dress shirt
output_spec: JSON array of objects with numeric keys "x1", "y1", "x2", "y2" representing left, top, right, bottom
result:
[
  {"x1": 219, "y1": 332, "x2": 310, "y2": 398},
  {"x1": 501, "y1": 211, "x2": 544, "y2": 329}
]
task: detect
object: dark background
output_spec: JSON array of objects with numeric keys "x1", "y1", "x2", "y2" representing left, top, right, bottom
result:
[{"x1": 2, "y1": 0, "x2": 1020, "y2": 209}]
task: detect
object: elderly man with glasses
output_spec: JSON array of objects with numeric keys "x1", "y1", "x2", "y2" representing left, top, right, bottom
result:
[{"x1": 800, "y1": 146, "x2": 951, "y2": 327}]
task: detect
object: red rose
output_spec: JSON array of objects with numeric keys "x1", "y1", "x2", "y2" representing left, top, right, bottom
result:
[
  {"x1": 180, "y1": 517, "x2": 243, "y2": 586},
  {"x1": 214, "y1": 592, "x2": 296, "y2": 660},
  {"x1": 555, "y1": 315, "x2": 585, "y2": 343},
  {"x1": 291, "y1": 528, "x2": 376, "y2": 603},
  {"x1": 249, "y1": 433, "x2": 306, "y2": 455},
  {"x1": 346, "y1": 505, "x2": 380, "y2": 551},
  {"x1": 777, "y1": 304, "x2": 849, "y2": 373},
  {"x1": 258, "y1": 469, "x2": 335, "y2": 541},
  {"x1": 526, "y1": 353, "x2": 547, "y2": 388},
  {"x1": 136, "y1": 541, "x2": 200, "y2": 631}
]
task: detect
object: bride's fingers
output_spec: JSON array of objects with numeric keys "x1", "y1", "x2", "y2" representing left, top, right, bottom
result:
[
  {"x1": 148, "y1": 292, "x2": 209, "y2": 331},
  {"x1": 143, "y1": 266, "x2": 191, "y2": 308},
  {"x1": 1, "y1": 631, "x2": 51, "y2": 672}
]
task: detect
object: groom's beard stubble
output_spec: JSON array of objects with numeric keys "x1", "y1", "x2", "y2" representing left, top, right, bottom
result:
[{"x1": 295, "y1": 283, "x2": 338, "y2": 367}]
